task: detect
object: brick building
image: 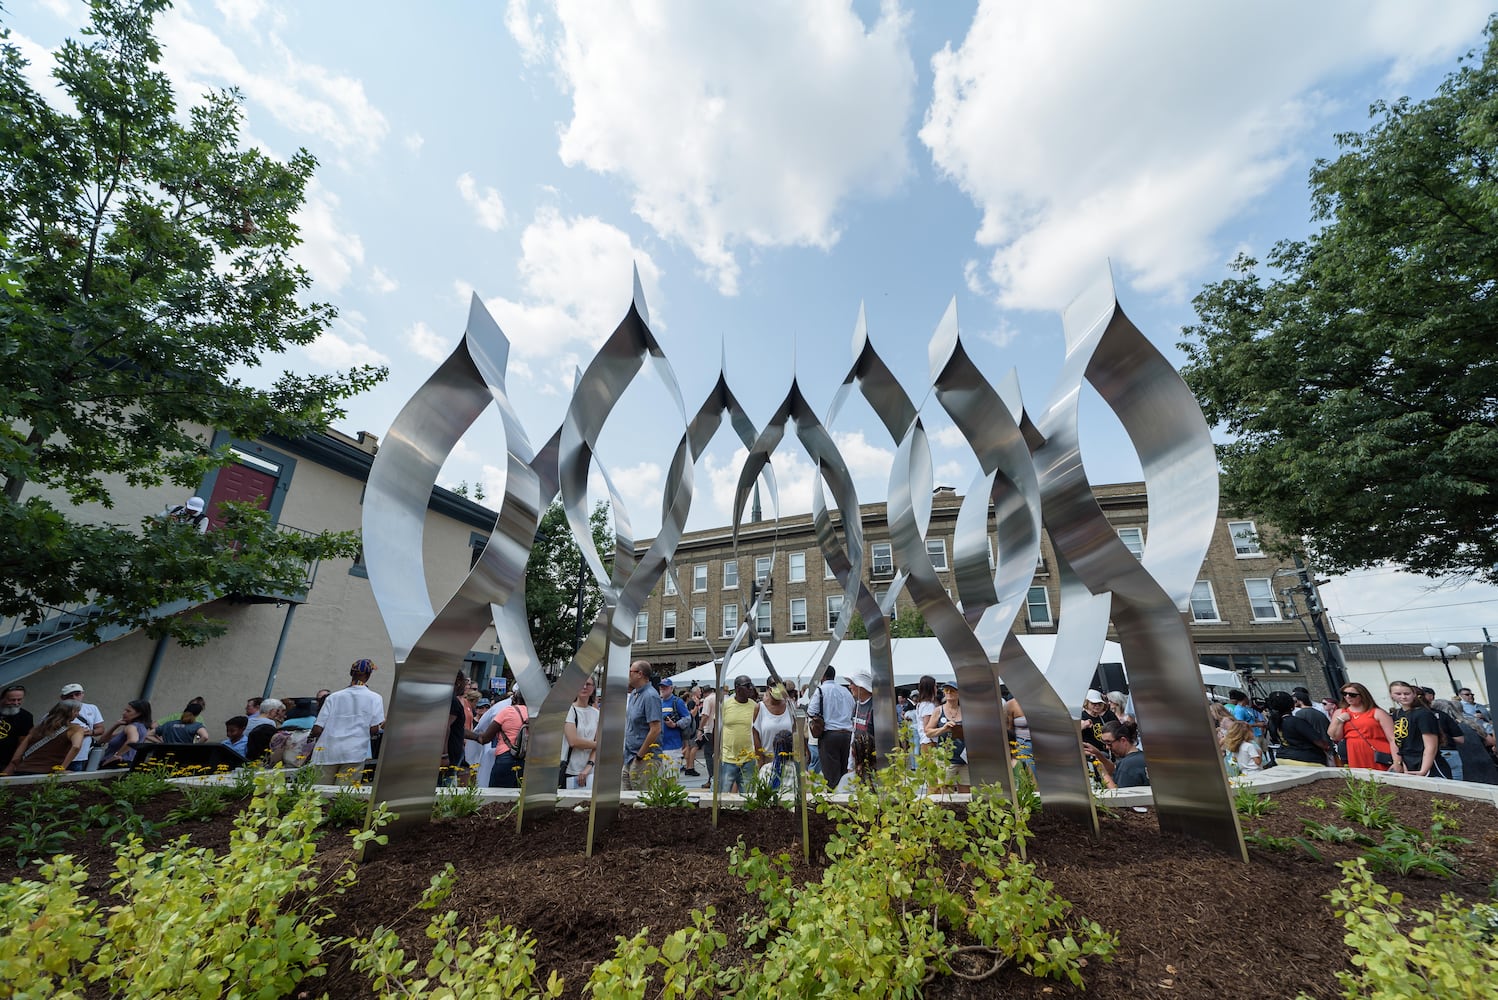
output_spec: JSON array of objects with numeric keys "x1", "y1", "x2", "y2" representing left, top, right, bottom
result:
[{"x1": 629, "y1": 482, "x2": 1338, "y2": 697}]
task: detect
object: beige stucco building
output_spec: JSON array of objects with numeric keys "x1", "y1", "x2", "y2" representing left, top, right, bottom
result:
[{"x1": 1, "y1": 427, "x2": 498, "y2": 732}]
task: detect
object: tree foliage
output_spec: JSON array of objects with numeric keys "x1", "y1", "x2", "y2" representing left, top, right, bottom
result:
[
  {"x1": 525, "y1": 500, "x2": 611, "y2": 672},
  {"x1": 846, "y1": 604, "x2": 931, "y2": 641},
  {"x1": 1179, "y1": 19, "x2": 1498, "y2": 583},
  {"x1": 0, "y1": 1, "x2": 380, "y2": 643}
]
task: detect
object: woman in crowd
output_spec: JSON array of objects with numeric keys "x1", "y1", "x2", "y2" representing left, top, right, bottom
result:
[
  {"x1": 1006, "y1": 689, "x2": 1033, "y2": 771},
  {"x1": 1327, "y1": 681, "x2": 1398, "y2": 771},
  {"x1": 1107, "y1": 691, "x2": 1134, "y2": 726},
  {"x1": 2, "y1": 701, "x2": 85, "y2": 776},
  {"x1": 752, "y1": 683, "x2": 793, "y2": 769},
  {"x1": 99, "y1": 700, "x2": 153, "y2": 769},
  {"x1": 681, "y1": 684, "x2": 702, "y2": 777},
  {"x1": 1265, "y1": 691, "x2": 1328, "y2": 766},
  {"x1": 910, "y1": 675, "x2": 940, "y2": 759},
  {"x1": 924, "y1": 681, "x2": 968, "y2": 792},
  {"x1": 475, "y1": 689, "x2": 528, "y2": 789},
  {"x1": 151, "y1": 703, "x2": 207, "y2": 744},
  {"x1": 1388, "y1": 680, "x2": 1444, "y2": 777},
  {"x1": 1220, "y1": 720, "x2": 1262, "y2": 774},
  {"x1": 563, "y1": 677, "x2": 600, "y2": 789},
  {"x1": 1430, "y1": 697, "x2": 1498, "y2": 784}
]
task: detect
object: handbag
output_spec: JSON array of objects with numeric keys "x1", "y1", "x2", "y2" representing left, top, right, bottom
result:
[{"x1": 1345, "y1": 712, "x2": 1394, "y2": 768}]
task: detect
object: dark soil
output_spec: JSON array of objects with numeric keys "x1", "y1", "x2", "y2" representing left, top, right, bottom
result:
[{"x1": 10, "y1": 780, "x2": 1498, "y2": 1000}]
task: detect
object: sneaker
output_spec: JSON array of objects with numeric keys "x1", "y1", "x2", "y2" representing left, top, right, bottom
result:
[{"x1": 683, "y1": 768, "x2": 700, "y2": 776}]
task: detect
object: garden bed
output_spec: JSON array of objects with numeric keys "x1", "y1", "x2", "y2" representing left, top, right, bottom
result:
[{"x1": 4, "y1": 771, "x2": 1496, "y2": 999}]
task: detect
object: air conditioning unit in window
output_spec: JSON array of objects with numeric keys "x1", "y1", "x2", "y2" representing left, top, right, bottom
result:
[{"x1": 871, "y1": 561, "x2": 895, "y2": 579}]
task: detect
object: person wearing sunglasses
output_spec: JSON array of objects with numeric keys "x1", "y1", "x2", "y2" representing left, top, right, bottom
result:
[
  {"x1": 1327, "y1": 682, "x2": 1399, "y2": 772},
  {"x1": 1085, "y1": 720, "x2": 1148, "y2": 789}
]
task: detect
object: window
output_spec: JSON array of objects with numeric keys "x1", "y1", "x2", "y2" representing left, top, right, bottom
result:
[
  {"x1": 871, "y1": 541, "x2": 894, "y2": 575},
  {"x1": 756, "y1": 601, "x2": 771, "y2": 635},
  {"x1": 664, "y1": 572, "x2": 677, "y2": 597},
  {"x1": 1229, "y1": 520, "x2": 1262, "y2": 557},
  {"x1": 826, "y1": 594, "x2": 844, "y2": 632},
  {"x1": 1117, "y1": 527, "x2": 1144, "y2": 559},
  {"x1": 634, "y1": 612, "x2": 648, "y2": 642},
  {"x1": 693, "y1": 564, "x2": 708, "y2": 592},
  {"x1": 691, "y1": 606, "x2": 706, "y2": 639},
  {"x1": 790, "y1": 598, "x2": 808, "y2": 634},
  {"x1": 1189, "y1": 581, "x2": 1221, "y2": 623},
  {"x1": 723, "y1": 560, "x2": 738, "y2": 589},
  {"x1": 1026, "y1": 586, "x2": 1053, "y2": 626},
  {"x1": 662, "y1": 609, "x2": 677, "y2": 641},
  {"x1": 926, "y1": 539, "x2": 948, "y2": 571},
  {"x1": 1244, "y1": 578, "x2": 1279, "y2": 621},
  {"x1": 788, "y1": 551, "x2": 806, "y2": 583},
  {"x1": 721, "y1": 603, "x2": 738, "y2": 638},
  {"x1": 755, "y1": 556, "x2": 771, "y2": 584},
  {"x1": 825, "y1": 558, "x2": 835, "y2": 580},
  {"x1": 1264, "y1": 654, "x2": 1300, "y2": 673},
  {"x1": 874, "y1": 589, "x2": 895, "y2": 622}
]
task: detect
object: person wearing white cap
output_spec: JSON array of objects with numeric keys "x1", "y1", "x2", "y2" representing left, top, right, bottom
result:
[
  {"x1": 159, "y1": 496, "x2": 210, "y2": 532},
  {"x1": 845, "y1": 671, "x2": 876, "y2": 787},
  {"x1": 59, "y1": 683, "x2": 104, "y2": 771},
  {"x1": 1078, "y1": 689, "x2": 1118, "y2": 760}
]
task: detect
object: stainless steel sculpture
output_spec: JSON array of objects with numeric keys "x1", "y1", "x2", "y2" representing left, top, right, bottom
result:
[{"x1": 361, "y1": 266, "x2": 1245, "y2": 861}]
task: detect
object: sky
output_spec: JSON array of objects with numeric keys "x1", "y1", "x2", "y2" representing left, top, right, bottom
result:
[{"x1": 8, "y1": 0, "x2": 1498, "y2": 650}]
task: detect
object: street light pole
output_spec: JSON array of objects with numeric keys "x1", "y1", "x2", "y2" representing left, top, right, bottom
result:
[{"x1": 1422, "y1": 639, "x2": 1463, "y2": 696}]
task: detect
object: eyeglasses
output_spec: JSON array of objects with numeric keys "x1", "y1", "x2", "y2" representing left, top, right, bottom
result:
[{"x1": 1341, "y1": 691, "x2": 1361, "y2": 698}]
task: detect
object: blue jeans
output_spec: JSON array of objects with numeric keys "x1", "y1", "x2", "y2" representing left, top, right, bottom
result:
[
  {"x1": 720, "y1": 759, "x2": 756, "y2": 792},
  {"x1": 488, "y1": 751, "x2": 522, "y2": 788}
]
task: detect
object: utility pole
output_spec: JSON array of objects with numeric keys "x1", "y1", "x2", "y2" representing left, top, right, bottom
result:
[{"x1": 1293, "y1": 555, "x2": 1347, "y2": 697}]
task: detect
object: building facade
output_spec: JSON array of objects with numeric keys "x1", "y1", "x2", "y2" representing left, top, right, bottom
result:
[
  {"x1": 629, "y1": 482, "x2": 1340, "y2": 698},
  {"x1": 1, "y1": 427, "x2": 499, "y2": 733}
]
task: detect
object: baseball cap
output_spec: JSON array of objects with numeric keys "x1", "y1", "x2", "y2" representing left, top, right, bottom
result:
[
  {"x1": 60, "y1": 683, "x2": 84, "y2": 696},
  {"x1": 941, "y1": 679, "x2": 959, "y2": 690},
  {"x1": 185, "y1": 497, "x2": 206, "y2": 513},
  {"x1": 660, "y1": 678, "x2": 674, "y2": 688},
  {"x1": 1085, "y1": 689, "x2": 1105, "y2": 703}
]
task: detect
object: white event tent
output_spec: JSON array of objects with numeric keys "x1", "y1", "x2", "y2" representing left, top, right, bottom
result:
[{"x1": 665, "y1": 636, "x2": 1240, "y2": 709}]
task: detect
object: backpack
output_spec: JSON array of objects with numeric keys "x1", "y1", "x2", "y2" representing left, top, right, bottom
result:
[{"x1": 496, "y1": 706, "x2": 528, "y2": 762}]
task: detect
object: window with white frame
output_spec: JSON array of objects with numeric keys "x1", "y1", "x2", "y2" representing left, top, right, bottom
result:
[
  {"x1": 1026, "y1": 585, "x2": 1053, "y2": 626},
  {"x1": 755, "y1": 555, "x2": 771, "y2": 584},
  {"x1": 634, "y1": 612, "x2": 648, "y2": 642},
  {"x1": 1229, "y1": 520, "x2": 1263, "y2": 557},
  {"x1": 662, "y1": 609, "x2": 677, "y2": 640},
  {"x1": 871, "y1": 541, "x2": 894, "y2": 575},
  {"x1": 693, "y1": 564, "x2": 707, "y2": 592},
  {"x1": 826, "y1": 594, "x2": 844, "y2": 631},
  {"x1": 755, "y1": 601, "x2": 771, "y2": 635},
  {"x1": 790, "y1": 598, "x2": 808, "y2": 634},
  {"x1": 1190, "y1": 580, "x2": 1221, "y2": 622},
  {"x1": 1117, "y1": 526, "x2": 1144, "y2": 559},
  {"x1": 691, "y1": 606, "x2": 706, "y2": 638},
  {"x1": 721, "y1": 603, "x2": 738, "y2": 638},
  {"x1": 825, "y1": 558, "x2": 835, "y2": 579},
  {"x1": 926, "y1": 538, "x2": 948, "y2": 571},
  {"x1": 664, "y1": 572, "x2": 677, "y2": 597},
  {"x1": 1244, "y1": 578, "x2": 1280, "y2": 620},
  {"x1": 788, "y1": 551, "x2": 806, "y2": 583},
  {"x1": 723, "y1": 560, "x2": 738, "y2": 589}
]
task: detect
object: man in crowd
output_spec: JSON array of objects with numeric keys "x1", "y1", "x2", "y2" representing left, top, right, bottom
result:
[
  {"x1": 307, "y1": 658, "x2": 385, "y2": 784},
  {"x1": 697, "y1": 681, "x2": 717, "y2": 789},
  {"x1": 848, "y1": 670, "x2": 876, "y2": 785},
  {"x1": 1088, "y1": 720, "x2": 1149, "y2": 788},
  {"x1": 1457, "y1": 687, "x2": 1491, "y2": 729},
  {"x1": 657, "y1": 678, "x2": 690, "y2": 777},
  {"x1": 622, "y1": 660, "x2": 662, "y2": 791},
  {"x1": 717, "y1": 674, "x2": 760, "y2": 794},
  {"x1": 0, "y1": 684, "x2": 33, "y2": 770},
  {"x1": 807, "y1": 666, "x2": 854, "y2": 788},
  {"x1": 244, "y1": 699, "x2": 286, "y2": 761},
  {"x1": 60, "y1": 683, "x2": 104, "y2": 771}
]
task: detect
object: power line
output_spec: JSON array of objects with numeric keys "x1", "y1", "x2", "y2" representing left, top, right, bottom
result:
[{"x1": 1333, "y1": 597, "x2": 1498, "y2": 618}]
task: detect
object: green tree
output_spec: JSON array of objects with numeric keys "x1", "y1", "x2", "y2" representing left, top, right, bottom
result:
[
  {"x1": 525, "y1": 500, "x2": 611, "y2": 672},
  {"x1": 845, "y1": 605, "x2": 931, "y2": 641},
  {"x1": 0, "y1": 1, "x2": 381, "y2": 644},
  {"x1": 1179, "y1": 19, "x2": 1498, "y2": 583}
]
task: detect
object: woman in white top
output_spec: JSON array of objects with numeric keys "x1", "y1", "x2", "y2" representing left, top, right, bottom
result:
[
  {"x1": 563, "y1": 677, "x2": 600, "y2": 789},
  {"x1": 752, "y1": 684, "x2": 793, "y2": 761},
  {"x1": 911, "y1": 675, "x2": 939, "y2": 755}
]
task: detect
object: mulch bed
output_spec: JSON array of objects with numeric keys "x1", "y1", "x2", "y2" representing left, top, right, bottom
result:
[{"x1": 10, "y1": 780, "x2": 1498, "y2": 1000}]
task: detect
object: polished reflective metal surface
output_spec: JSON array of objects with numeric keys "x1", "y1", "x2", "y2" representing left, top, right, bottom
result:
[{"x1": 362, "y1": 266, "x2": 1245, "y2": 862}]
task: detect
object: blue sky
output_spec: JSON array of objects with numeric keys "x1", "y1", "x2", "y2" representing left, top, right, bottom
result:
[{"x1": 9, "y1": 0, "x2": 1498, "y2": 647}]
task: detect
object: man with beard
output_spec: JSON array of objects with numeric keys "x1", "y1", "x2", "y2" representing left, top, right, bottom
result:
[{"x1": 0, "y1": 685, "x2": 33, "y2": 770}]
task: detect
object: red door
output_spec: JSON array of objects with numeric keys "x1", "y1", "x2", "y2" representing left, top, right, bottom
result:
[{"x1": 206, "y1": 462, "x2": 278, "y2": 530}]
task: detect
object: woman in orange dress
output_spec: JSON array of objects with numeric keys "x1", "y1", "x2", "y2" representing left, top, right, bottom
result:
[{"x1": 1326, "y1": 681, "x2": 1401, "y2": 772}]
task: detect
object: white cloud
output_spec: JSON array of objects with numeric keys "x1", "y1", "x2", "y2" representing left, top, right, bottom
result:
[
  {"x1": 921, "y1": 0, "x2": 1491, "y2": 311},
  {"x1": 475, "y1": 208, "x2": 663, "y2": 359},
  {"x1": 304, "y1": 316, "x2": 390, "y2": 369},
  {"x1": 38, "y1": 0, "x2": 81, "y2": 20},
  {"x1": 155, "y1": 8, "x2": 388, "y2": 157},
  {"x1": 456, "y1": 172, "x2": 508, "y2": 231},
  {"x1": 931, "y1": 425, "x2": 969, "y2": 450},
  {"x1": 540, "y1": 0, "x2": 916, "y2": 294},
  {"x1": 403, "y1": 132, "x2": 425, "y2": 153},
  {"x1": 367, "y1": 266, "x2": 398, "y2": 294},
  {"x1": 289, "y1": 181, "x2": 364, "y2": 292},
  {"x1": 504, "y1": 0, "x2": 548, "y2": 65},
  {"x1": 215, "y1": 0, "x2": 271, "y2": 33},
  {"x1": 831, "y1": 430, "x2": 894, "y2": 482},
  {"x1": 405, "y1": 321, "x2": 450, "y2": 363},
  {"x1": 589, "y1": 462, "x2": 665, "y2": 527}
]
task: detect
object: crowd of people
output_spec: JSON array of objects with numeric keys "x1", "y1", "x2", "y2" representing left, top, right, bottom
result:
[{"x1": 6, "y1": 662, "x2": 1495, "y2": 795}]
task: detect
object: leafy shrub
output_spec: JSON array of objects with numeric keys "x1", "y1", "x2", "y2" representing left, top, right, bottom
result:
[
  {"x1": 1307, "y1": 859, "x2": 1498, "y2": 999},
  {"x1": 1, "y1": 776, "x2": 86, "y2": 868},
  {"x1": 637, "y1": 755, "x2": 691, "y2": 808},
  {"x1": 324, "y1": 785, "x2": 369, "y2": 828},
  {"x1": 105, "y1": 765, "x2": 174, "y2": 806},
  {"x1": 434, "y1": 782, "x2": 485, "y2": 820},
  {"x1": 0, "y1": 856, "x2": 102, "y2": 998},
  {"x1": 1336, "y1": 774, "x2": 1398, "y2": 829},
  {"x1": 1233, "y1": 783, "x2": 1277, "y2": 817},
  {"x1": 164, "y1": 785, "x2": 229, "y2": 824}
]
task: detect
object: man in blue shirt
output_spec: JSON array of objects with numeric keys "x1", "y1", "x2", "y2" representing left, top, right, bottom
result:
[
  {"x1": 623, "y1": 660, "x2": 662, "y2": 791},
  {"x1": 657, "y1": 678, "x2": 690, "y2": 778},
  {"x1": 807, "y1": 666, "x2": 855, "y2": 789}
]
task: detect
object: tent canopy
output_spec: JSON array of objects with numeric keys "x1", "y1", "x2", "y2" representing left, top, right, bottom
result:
[{"x1": 665, "y1": 636, "x2": 1239, "y2": 708}]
